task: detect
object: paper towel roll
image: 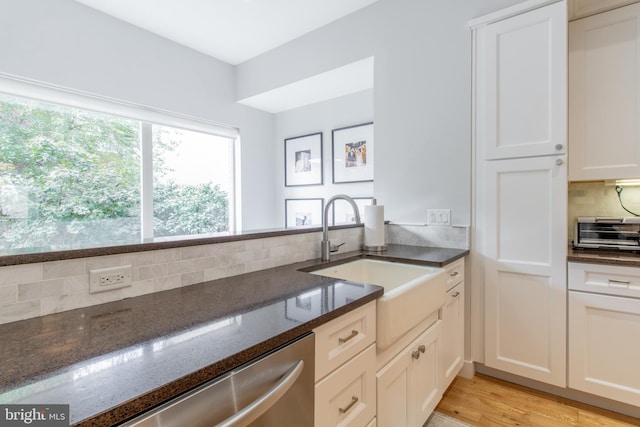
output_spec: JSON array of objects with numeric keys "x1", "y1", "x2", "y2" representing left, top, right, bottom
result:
[{"x1": 364, "y1": 203, "x2": 386, "y2": 250}]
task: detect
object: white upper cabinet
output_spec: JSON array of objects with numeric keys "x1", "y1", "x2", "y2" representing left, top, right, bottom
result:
[
  {"x1": 568, "y1": 0, "x2": 640, "y2": 20},
  {"x1": 479, "y1": 1, "x2": 567, "y2": 160},
  {"x1": 569, "y1": 2, "x2": 640, "y2": 180}
]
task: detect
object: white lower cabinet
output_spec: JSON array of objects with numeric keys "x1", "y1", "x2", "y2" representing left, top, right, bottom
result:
[
  {"x1": 568, "y1": 262, "x2": 640, "y2": 407},
  {"x1": 441, "y1": 259, "x2": 465, "y2": 391},
  {"x1": 376, "y1": 321, "x2": 441, "y2": 427},
  {"x1": 441, "y1": 282, "x2": 464, "y2": 390},
  {"x1": 314, "y1": 301, "x2": 377, "y2": 427},
  {"x1": 315, "y1": 344, "x2": 377, "y2": 427}
]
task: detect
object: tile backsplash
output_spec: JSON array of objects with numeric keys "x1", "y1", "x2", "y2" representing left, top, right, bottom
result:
[
  {"x1": 0, "y1": 228, "x2": 364, "y2": 325},
  {"x1": 0, "y1": 223, "x2": 470, "y2": 326},
  {"x1": 386, "y1": 223, "x2": 469, "y2": 250}
]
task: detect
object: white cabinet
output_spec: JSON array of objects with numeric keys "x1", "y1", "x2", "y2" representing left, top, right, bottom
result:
[
  {"x1": 569, "y1": 2, "x2": 640, "y2": 180},
  {"x1": 376, "y1": 322, "x2": 441, "y2": 427},
  {"x1": 483, "y1": 155, "x2": 567, "y2": 387},
  {"x1": 441, "y1": 259, "x2": 464, "y2": 390},
  {"x1": 314, "y1": 301, "x2": 376, "y2": 426},
  {"x1": 568, "y1": 262, "x2": 640, "y2": 407},
  {"x1": 478, "y1": 1, "x2": 567, "y2": 160},
  {"x1": 315, "y1": 344, "x2": 377, "y2": 427},
  {"x1": 568, "y1": 0, "x2": 640, "y2": 21},
  {"x1": 473, "y1": 0, "x2": 568, "y2": 388},
  {"x1": 569, "y1": 292, "x2": 640, "y2": 407}
]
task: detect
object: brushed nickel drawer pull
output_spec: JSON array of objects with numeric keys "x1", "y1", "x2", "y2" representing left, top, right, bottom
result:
[
  {"x1": 608, "y1": 279, "x2": 631, "y2": 285},
  {"x1": 339, "y1": 330, "x2": 359, "y2": 344},
  {"x1": 449, "y1": 271, "x2": 459, "y2": 277},
  {"x1": 451, "y1": 292, "x2": 460, "y2": 298},
  {"x1": 339, "y1": 396, "x2": 359, "y2": 414},
  {"x1": 412, "y1": 350, "x2": 421, "y2": 359},
  {"x1": 418, "y1": 344, "x2": 426, "y2": 353}
]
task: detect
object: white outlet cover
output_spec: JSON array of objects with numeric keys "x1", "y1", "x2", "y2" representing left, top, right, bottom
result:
[
  {"x1": 427, "y1": 209, "x2": 451, "y2": 226},
  {"x1": 89, "y1": 265, "x2": 132, "y2": 294}
]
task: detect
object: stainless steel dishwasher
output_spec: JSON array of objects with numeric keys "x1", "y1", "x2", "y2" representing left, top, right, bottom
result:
[{"x1": 120, "y1": 333, "x2": 314, "y2": 427}]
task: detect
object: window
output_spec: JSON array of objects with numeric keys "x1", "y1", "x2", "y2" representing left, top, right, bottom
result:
[{"x1": 0, "y1": 92, "x2": 236, "y2": 255}]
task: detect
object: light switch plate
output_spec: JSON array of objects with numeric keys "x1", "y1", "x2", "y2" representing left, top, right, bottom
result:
[{"x1": 427, "y1": 209, "x2": 451, "y2": 226}]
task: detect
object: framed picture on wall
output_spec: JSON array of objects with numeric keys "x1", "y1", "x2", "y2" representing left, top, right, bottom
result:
[
  {"x1": 331, "y1": 197, "x2": 373, "y2": 225},
  {"x1": 285, "y1": 198, "x2": 324, "y2": 228},
  {"x1": 284, "y1": 132, "x2": 323, "y2": 187},
  {"x1": 332, "y1": 122, "x2": 374, "y2": 183}
]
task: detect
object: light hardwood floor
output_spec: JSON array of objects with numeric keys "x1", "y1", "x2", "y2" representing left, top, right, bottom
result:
[{"x1": 435, "y1": 374, "x2": 640, "y2": 426}]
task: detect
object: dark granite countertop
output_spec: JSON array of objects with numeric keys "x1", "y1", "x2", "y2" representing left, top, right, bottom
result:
[
  {"x1": 568, "y1": 246, "x2": 640, "y2": 267},
  {"x1": 0, "y1": 244, "x2": 467, "y2": 426}
]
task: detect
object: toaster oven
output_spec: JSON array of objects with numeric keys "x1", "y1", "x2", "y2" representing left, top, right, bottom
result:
[{"x1": 574, "y1": 217, "x2": 640, "y2": 251}]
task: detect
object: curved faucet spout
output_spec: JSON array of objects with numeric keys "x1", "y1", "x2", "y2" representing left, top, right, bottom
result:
[{"x1": 321, "y1": 194, "x2": 362, "y2": 261}]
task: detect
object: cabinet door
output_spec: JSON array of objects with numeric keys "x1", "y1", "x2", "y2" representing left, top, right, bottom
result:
[
  {"x1": 412, "y1": 323, "x2": 441, "y2": 426},
  {"x1": 484, "y1": 155, "x2": 567, "y2": 387},
  {"x1": 441, "y1": 282, "x2": 464, "y2": 391},
  {"x1": 376, "y1": 341, "x2": 413, "y2": 427},
  {"x1": 377, "y1": 323, "x2": 441, "y2": 427},
  {"x1": 479, "y1": 1, "x2": 567, "y2": 160},
  {"x1": 569, "y1": 3, "x2": 640, "y2": 180},
  {"x1": 569, "y1": 291, "x2": 640, "y2": 406}
]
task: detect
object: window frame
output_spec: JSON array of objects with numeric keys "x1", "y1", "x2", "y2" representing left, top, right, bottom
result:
[{"x1": 0, "y1": 74, "x2": 240, "y2": 251}]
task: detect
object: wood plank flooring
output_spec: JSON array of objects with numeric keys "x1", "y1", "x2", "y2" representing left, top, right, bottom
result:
[{"x1": 434, "y1": 374, "x2": 640, "y2": 426}]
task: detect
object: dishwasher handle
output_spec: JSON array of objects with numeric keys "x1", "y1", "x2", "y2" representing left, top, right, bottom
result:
[{"x1": 217, "y1": 360, "x2": 304, "y2": 427}]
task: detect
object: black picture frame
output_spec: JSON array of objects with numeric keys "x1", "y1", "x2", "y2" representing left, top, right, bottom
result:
[
  {"x1": 284, "y1": 132, "x2": 323, "y2": 187},
  {"x1": 331, "y1": 122, "x2": 374, "y2": 184},
  {"x1": 285, "y1": 198, "x2": 324, "y2": 228}
]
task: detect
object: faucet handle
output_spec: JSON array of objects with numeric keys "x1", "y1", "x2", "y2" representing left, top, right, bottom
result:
[{"x1": 330, "y1": 242, "x2": 345, "y2": 253}]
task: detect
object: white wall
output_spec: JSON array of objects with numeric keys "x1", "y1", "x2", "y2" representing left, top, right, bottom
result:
[
  {"x1": 0, "y1": 0, "x2": 277, "y2": 231},
  {"x1": 0, "y1": 0, "x2": 528, "y2": 231},
  {"x1": 237, "y1": 0, "x2": 526, "y2": 227},
  {"x1": 275, "y1": 90, "x2": 374, "y2": 227}
]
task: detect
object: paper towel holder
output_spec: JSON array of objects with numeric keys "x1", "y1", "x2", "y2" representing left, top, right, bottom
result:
[
  {"x1": 362, "y1": 199, "x2": 388, "y2": 253},
  {"x1": 362, "y1": 243, "x2": 388, "y2": 252}
]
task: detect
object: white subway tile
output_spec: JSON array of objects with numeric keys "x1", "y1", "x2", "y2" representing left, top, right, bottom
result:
[
  {"x1": 43, "y1": 259, "x2": 86, "y2": 280},
  {"x1": 63, "y1": 275, "x2": 89, "y2": 294},
  {"x1": 0, "y1": 285, "x2": 18, "y2": 304},
  {"x1": 180, "y1": 244, "x2": 220, "y2": 260},
  {"x1": 153, "y1": 248, "x2": 180, "y2": 264},
  {"x1": 182, "y1": 271, "x2": 204, "y2": 287},
  {"x1": 137, "y1": 264, "x2": 168, "y2": 281},
  {"x1": 0, "y1": 264, "x2": 43, "y2": 286},
  {"x1": 41, "y1": 293, "x2": 85, "y2": 315},
  {"x1": 154, "y1": 275, "x2": 181, "y2": 292},
  {"x1": 0, "y1": 300, "x2": 41, "y2": 323},
  {"x1": 122, "y1": 251, "x2": 155, "y2": 267},
  {"x1": 86, "y1": 255, "x2": 125, "y2": 272},
  {"x1": 18, "y1": 279, "x2": 64, "y2": 301}
]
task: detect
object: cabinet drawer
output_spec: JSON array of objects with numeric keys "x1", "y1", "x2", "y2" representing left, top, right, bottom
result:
[
  {"x1": 569, "y1": 262, "x2": 640, "y2": 298},
  {"x1": 445, "y1": 259, "x2": 464, "y2": 291},
  {"x1": 315, "y1": 344, "x2": 376, "y2": 427},
  {"x1": 314, "y1": 301, "x2": 376, "y2": 381}
]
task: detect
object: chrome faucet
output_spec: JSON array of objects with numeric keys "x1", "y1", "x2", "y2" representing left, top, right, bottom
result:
[{"x1": 321, "y1": 194, "x2": 362, "y2": 261}]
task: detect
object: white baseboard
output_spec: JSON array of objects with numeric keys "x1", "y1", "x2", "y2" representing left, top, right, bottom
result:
[
  {"x1": 475, "y1": 364, "x2": 640, "y2": 419},
  {"x1": 459, "y1": 360, "x2": 475, "y2": 379}
]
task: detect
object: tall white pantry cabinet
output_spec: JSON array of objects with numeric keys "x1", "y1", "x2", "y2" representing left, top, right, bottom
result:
[{"x1": 471, "y1": 0, "x2": 568, "y2": 387}]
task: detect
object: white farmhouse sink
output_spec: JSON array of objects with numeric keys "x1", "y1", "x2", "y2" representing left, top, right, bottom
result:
[{"x1": 309, "y1": 258, "x2": 446, "y2": 350}]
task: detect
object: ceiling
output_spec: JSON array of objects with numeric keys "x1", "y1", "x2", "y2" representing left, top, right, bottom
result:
[{"x1": 73, "y1": 0, "x2": 380, "y2": 65}]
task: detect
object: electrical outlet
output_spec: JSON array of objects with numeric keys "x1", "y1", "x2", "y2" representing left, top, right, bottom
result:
[
  {"x1": 90, "y1": 265, "x2": 132, "y2": 294},
  {"x1": 427, "y1": 209, "x2": 451, "y2": 226}
]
